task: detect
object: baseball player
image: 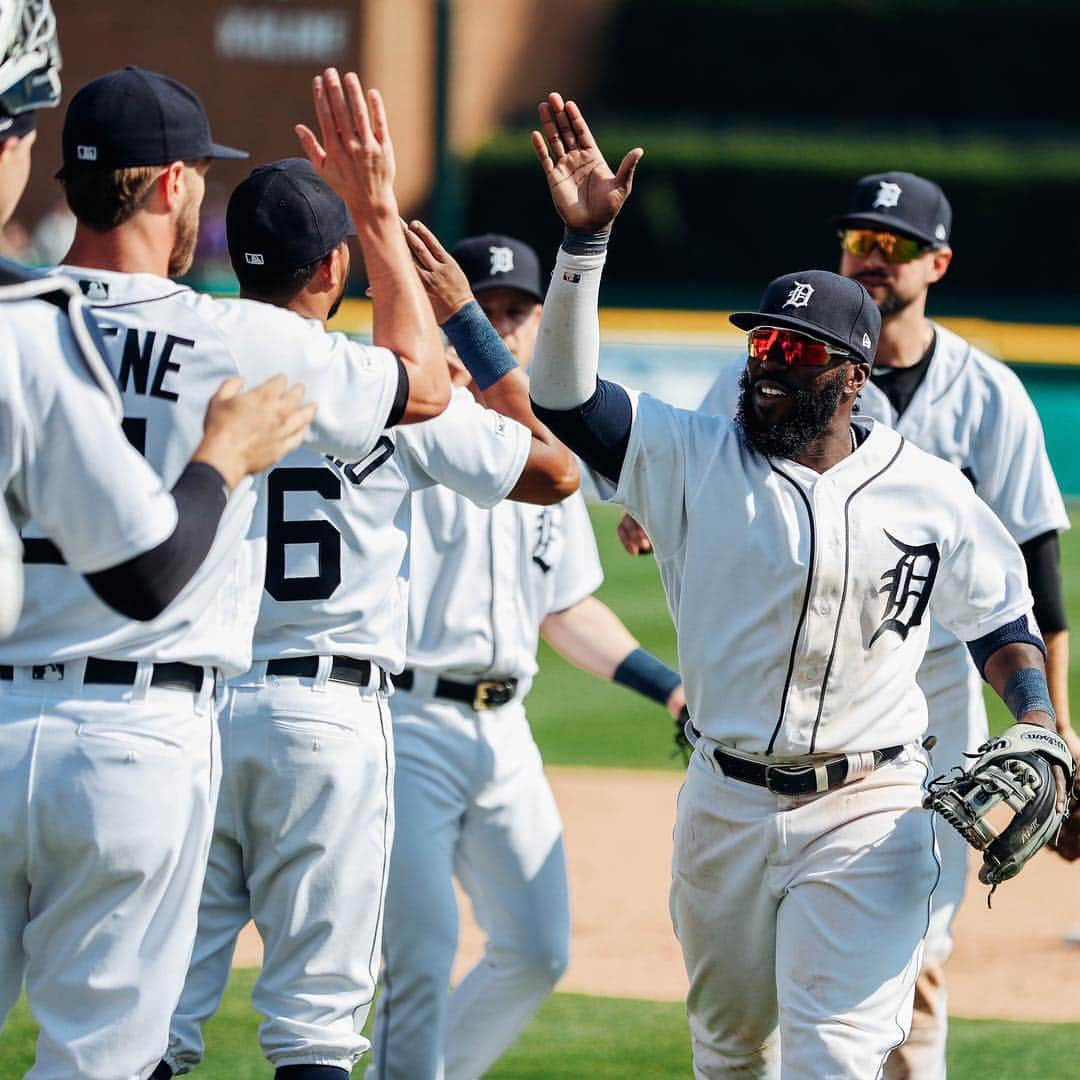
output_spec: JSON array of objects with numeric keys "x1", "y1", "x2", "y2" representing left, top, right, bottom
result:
[
  {"x1": 525, "y1": 92, "x2": 1070, "y2": 1079},
  {"x1": 0, "y1": 65, "x2": 450, "y2": 1079},
  {"x1": 153, "y1": 159, "x2": 577, "y2": 1080},
  {"x1": 370, "y1": 230, "x2": 686, "y2": 1080},
  {"x1": 617, "y1": 170, "x2": 1073, "y2": 1078},
  {"x1": 0, "y1": 2, "x2": 313, "y2": 637}
]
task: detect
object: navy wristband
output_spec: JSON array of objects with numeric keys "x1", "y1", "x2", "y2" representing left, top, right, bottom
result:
[
  {"x1": 561, "y1": 226, "x2": 611, "y2": 256},
  {"x1": 1002, "y1": 667, "x2": 1056, "y2": 724},
  {"x1": 441, "y1": 300, "x2": 518, "y2": 391},
  {"x1": 612, "y1": 647, "x2": 681, "y2": 706}
]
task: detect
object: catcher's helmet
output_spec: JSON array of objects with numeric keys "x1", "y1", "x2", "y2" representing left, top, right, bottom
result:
[{"x1": 0, "y1": 0, "x2": 61, "y2": 119}]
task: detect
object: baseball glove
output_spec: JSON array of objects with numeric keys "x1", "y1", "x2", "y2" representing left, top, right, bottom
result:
[{"x1": 924, "y1": 723, "x2": 1074, "y2": 895}]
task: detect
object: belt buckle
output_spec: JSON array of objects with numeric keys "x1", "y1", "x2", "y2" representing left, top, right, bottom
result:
[
  {"x1": 473, "y1": 680, "x2": 500, "y2": 711},
  {"x1": 764, "y1": 762, "x2": 816, "y2": 796}
]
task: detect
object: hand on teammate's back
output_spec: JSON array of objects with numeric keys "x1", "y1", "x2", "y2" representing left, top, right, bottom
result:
[
  {"x1": 404, "y1": 219, "x2": 474, "y2": 324},
  {"x1": 193, "y1": 375, "x2": 317, "y2": 489},
  {"x1": 296, "y1": 68, "x2": 396, "y2": 222},
  {"x1": 531, "y1": 92, "x2": 643, "y2": 233}
]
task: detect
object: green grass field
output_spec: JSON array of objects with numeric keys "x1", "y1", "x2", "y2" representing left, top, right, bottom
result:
[{"x1": 3, "y1": 503, "x2": 1079, "y2": 1075}]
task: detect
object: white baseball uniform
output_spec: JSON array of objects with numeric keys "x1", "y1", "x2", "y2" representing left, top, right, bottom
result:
[
  {"x1": 612, "y1": 392, "x2": 1034, "y2": 1078},
  {"x1": 0, "y1": 266, "x2": 399, "y2": 1080},
  {"x1": 371, "y1": 487, "x2": 603, "y2": 1080},
  {"x1": 162, "y1": 386, "x2": 531, "y2": 1076},
  {"x1": 696, "y1": 326, "x2": 1068, "y2": 1076}
]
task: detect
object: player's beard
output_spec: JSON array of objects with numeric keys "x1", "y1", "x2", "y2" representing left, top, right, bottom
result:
[
  {"x1": 168, "y1": 193, "x2": 201, "y2": 277},
  {"x1": 735, "y1": 365, "x2": 849, "y2": 459}
]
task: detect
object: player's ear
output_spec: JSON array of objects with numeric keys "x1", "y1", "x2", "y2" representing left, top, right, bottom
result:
[
  {"x1": 846, "y1": 361, "x2": 870, "y2": 395},
  {"x1": 928, "y1": 245, "x2": 952, "y2": 284},
  {"x1": 159, "y1": 161, "x2": 187, "y2": 209}
]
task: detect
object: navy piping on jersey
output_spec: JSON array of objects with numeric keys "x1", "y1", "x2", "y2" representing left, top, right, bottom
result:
[
  {"x1": 809, "y1": 437, "x2": 905, "y2": 753},
  {"x1": 365, "y1": 696, "x2": 394, "y2": 1003},
  {"x1": 86, "y1": 287, "x2": 192, "y2": 310},
  {"x1": 765, "y1": 467, "x2": 816, "y2": 756}
]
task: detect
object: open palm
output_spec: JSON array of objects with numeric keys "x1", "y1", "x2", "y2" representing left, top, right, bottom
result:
[{"x1": 531, "y1": 93, "x2": 643, "y2": 233}]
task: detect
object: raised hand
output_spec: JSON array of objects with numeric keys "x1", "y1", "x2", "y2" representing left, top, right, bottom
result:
[
  {"x1": 531, "y1": 92, "x2": 643, "y2": 233},
  {"x1": 296, "y1": 68, "x2": 397, "y2": 220},
  {"x1": 404, "y1": 219, "x2": 474, "y2": 324}
]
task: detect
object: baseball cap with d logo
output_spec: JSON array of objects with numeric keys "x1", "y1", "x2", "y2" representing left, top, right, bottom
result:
[
  {"x1": 452, "y1": 234, "x2": 543, "y2": 302},
  {"x1": 730, "y1": 269, "x2": 881, "y2": 366},
  {"x1": 58, "y1": 65, "x2": 247, "y2": 176},
  {"x1": 833, "y1": 171, "x2": 952, "y2": 248}
]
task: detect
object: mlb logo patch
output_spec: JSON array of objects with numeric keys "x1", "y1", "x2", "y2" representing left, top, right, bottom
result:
[
  {"x1": 245, "y1": 253, "x2": 265, "y2": 265},
  {"x1": 77, "y1": 145, "x2": 97, "y2": 161},
  {"x1": 562, "y1": 271, "x2": 581, "y2": 284},
  {"x1": 79, "y1": 279, "x2": 109, "y2": 301}
]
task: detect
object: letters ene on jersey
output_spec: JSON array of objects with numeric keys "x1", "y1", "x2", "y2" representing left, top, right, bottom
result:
[
  {"x1": 254, "y1": 386, "x2": 531, "y2": 672},
  {"x1": 0, "y1": 301, "x2": 177, "y2": 574},
  {"x1": 4, "y1": 268, "x2": 400, "y2": 675},
  {"x1": 614, "y1": 393, "x2": 1033, "y2": 755},
  {"x1": 700, "y1": 325, "x2": 1069, "y2": 652},
  {"x1": 405, "y1": 486, "x2": 603, "y2": 694}
]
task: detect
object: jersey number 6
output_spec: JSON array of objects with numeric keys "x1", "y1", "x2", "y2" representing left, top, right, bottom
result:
[{"x1": 264, "y1": 467, "x2": 342, "y2": 602}]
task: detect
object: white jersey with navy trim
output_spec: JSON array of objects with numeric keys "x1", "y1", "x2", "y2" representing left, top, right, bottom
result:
[
  {"x1": 699, "y1": 323, "x2": 1068, "y2": 651},
  {"x1": 613, "y1": 395, "x2": 1032, "y2": 754},
  {"x1": 0, "y1": 301, "x2": 177, "y2": 575},
  {"x1": 252, "y1": 385, "x2": 531, "y2": 671},
  {"x1": 3, "y1": 268, "x2": 399, "y2": 676},
  {"x1": 405, "y1": 487, "x2": 603, "y2": 690}
]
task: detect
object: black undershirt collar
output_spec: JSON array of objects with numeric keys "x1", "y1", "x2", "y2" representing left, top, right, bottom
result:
[{"x1": 870, "y1": 329, "x2": 937, "y2": 419}]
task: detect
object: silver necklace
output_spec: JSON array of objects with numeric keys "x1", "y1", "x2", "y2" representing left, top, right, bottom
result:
[{"x1": 849, "y1": 427, "x2": 858, "y2": 453}]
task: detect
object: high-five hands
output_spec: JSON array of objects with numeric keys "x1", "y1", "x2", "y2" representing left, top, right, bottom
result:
[
  {"x1": 296, "y1": 68, "x2": 397, "y2": 220},
  {"x1": 531, "y1": 92, "x2": 643, "y2": 233}
]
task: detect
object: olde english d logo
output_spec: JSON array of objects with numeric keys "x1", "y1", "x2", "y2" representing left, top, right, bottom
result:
[{"x1": 869, "y1": 530, "x2": 940, "y2": 646}]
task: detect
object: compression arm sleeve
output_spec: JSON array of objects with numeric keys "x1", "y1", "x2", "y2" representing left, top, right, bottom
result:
[
  {"x1": 529, "y1": 239, "x2": 607, "y2": 410},
  {"x1": 84, "y1": 462, "x2": 229, "y2": 621},
  {"x1": 1020, "y1": 530, "x2": 1067, "y2": 634}
]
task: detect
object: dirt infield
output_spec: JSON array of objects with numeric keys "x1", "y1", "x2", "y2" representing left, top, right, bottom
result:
[{"x1": 234, "y1": 765, "x2": 1080, "y2": 1020}]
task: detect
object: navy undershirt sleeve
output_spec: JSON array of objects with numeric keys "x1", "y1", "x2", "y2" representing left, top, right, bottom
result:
[
  {"x1": 1020, "y1": 530, "x2": 1067, "y2": 634},
  {"x1": 531, "y1": 378, "x2": 633, "y2": 486},
  {"x1": 84, "y1": 462, "x2": 229, "y2": 621},
  {"x1": 384, "y1": 357, "x2": 410, "y2": 427},
  {"x1": 966, "y1": 614, "x2": 1047, "y2": 678}
]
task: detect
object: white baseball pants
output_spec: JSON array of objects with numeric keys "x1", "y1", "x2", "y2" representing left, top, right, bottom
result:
[
  {"x1": 884, "y1": 640, "x2": 986, "y2": 1080},
  {"x1": 671, "y1": 740, "x2": 940, "y2": 1080},
  {"x1": 371, "y1": 690, "x2": 569, "y2": 1080},
  {"x1": 0, "y1": 662, "x2": 218, "y2": 1080},
  {"x1": 164, "y1": 663, "x2": 393, "y2": 1074}
]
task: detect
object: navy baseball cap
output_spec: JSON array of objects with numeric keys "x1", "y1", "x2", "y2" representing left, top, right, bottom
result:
[
  {"x1": 730, "y1": 269, "x2": 881, "y2": 366},
  {"x1": 58, "y1": 65, "x2": 247, "y2": 176},
  {"x1": 452, "y1": 234, "x2": 543, "y2": 302},
  {"x1": 226, "y1": 158, "x2": 355, "y2": 277},
  {"x1": 833, "y1": 171, "x2": 952, "y2": 247}
]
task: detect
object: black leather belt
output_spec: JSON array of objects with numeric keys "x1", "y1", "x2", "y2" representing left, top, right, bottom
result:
[
  {"x1": 0, "y1": 658, "x2": 206, "y2": 693},
  {"x1": 395, "y1": 668, "x2": 518, "y2": 711},
  {"x1": 714, "y1": 744, "x2": 904, "y2": 797},
  {"x1": 266, "y1": 655, "x2": 388, "y2": 691}
]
